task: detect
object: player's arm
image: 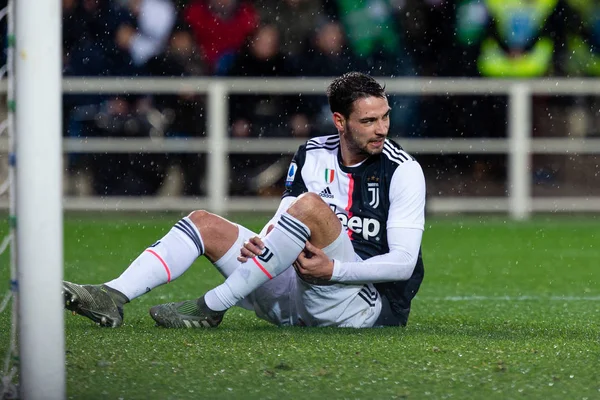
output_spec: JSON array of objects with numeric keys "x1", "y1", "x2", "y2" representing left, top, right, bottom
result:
[{"x1": 330, "y1": 160, "x2": 426, "y2": 283}]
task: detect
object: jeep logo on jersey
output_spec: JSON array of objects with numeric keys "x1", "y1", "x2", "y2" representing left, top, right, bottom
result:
[
  {"x1": 336, "y1": 213, "x2": 381, "y2": 240},
  {"x1": 367, "y1": 182, "x2": 380, "y2": 208}
]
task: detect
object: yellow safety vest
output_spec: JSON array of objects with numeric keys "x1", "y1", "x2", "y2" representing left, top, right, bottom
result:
[
  {"x1": 478, "y1": 37, "x2": 554, "y2": 77},
  {"x1": 477, "y1": 0, "x2": 558, "y2": 77}
]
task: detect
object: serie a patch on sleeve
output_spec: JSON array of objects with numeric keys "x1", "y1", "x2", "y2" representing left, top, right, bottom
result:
[{"x1": 285, "y1": 162, "x2": 297, "y2": 188}]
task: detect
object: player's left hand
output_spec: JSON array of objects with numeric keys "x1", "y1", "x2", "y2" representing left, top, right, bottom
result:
[
  {"x1": 238, "y1": 235, "x2": 264, "y2": 263},
  {"x1": 237, "y1": 224, "x2": 275, "y2": 263},
  {"x1": 294, "y1": 241, "x2": 333, "y2": 283}
]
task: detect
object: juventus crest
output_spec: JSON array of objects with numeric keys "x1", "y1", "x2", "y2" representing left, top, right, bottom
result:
[{"x1": 367, "y1": 182, "x2": 380, "y2": 208}]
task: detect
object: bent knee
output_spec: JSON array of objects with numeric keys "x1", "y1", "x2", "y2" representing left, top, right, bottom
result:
[
  {"x1": 294, "y1": 192, "x2": 329, "y2": 212},
  {"x1": 288, "y1": 192, "x2": 338, "y2": 231},
  {"x1": 187, "y1": 210, "x2": 216, "y2": 229}
]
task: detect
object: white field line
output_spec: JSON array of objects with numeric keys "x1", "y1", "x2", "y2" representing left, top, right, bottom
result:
[{"x1": 422, "y1": 295, "x2": 600, "y2": 302}]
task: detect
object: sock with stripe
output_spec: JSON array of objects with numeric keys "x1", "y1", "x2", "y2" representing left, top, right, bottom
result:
[
  {"x1": 204, "y1": 213, "x2": 310, "y2": 311},
  {"x1": 105, "y1": 217, "x2": 204, "y2": 300}
]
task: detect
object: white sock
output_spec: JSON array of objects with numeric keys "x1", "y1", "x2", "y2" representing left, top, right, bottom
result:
[
  {"x1": 205, "y1": 213, "x2": 310, "y2": 311},
  {"x1": 105, "y1": 217, "x2": 203, "y2": 300},
  {"x1": 212, "y1": 225, "x2": 249, "y2": 278}
]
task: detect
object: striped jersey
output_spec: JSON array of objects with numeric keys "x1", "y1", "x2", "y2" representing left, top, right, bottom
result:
[{"x1": 283, "y1": 134, "x2": 426, "y2": 322}]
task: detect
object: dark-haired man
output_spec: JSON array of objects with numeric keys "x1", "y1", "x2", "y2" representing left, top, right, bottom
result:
[{"x1": 63, "y1": 72, "x2": 426, "y2": 328}]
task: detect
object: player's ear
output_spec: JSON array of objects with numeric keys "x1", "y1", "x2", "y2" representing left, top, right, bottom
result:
[{"x1": 332, "y1": 112, "x2": 345, "y2": 131}]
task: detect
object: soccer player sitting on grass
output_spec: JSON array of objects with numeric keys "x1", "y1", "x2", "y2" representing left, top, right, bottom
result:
[{"x1": 63, "y1": 72, "x2": 426, "y2": 328}]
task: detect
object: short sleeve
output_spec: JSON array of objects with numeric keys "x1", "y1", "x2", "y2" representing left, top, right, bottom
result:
[{"x1": 282, "y1": 144, "x2": 308, "y2": 198}]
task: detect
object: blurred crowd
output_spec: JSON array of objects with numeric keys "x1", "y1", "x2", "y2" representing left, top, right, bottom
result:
[{"x1": 8, "y1": 0, "x2": 600, "y2": 196}]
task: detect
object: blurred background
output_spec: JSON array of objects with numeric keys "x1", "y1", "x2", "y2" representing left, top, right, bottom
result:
[{"x1": 1, "y1": 0, "x2": 600, "y2": 216}]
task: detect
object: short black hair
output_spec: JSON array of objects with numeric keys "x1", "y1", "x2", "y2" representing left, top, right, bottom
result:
[{"x1": 326, "y1": 72, "x2": 386, "y2": 118}]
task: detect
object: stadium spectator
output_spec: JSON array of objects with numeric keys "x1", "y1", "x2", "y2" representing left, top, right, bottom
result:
[
  {"x1": 184, "y1": 0, "x2": 259, "y2": 75},
  {"x1": 114, "y1": 0, "x2": 177, "y2": 74},
  {"x1": 294, "y1": 19, "x2": 358, "y2": 77},
  {"x1": 451, "y1": 0, "x2": 569, "y2": 186},
  {"x1": 255, "y1": 0, "x2": 326, "y2": 59},
  {"x1": 228, "y1": 24, "x2": 294, "y2": 137},
  {"x1": 293, "y1": 19, "x2": 361, "y2": 136},
  {"x1": 561, "y1": 0, "x2": 600, "y2": 136},
  {"x1": 147, "y1": 8, "x2": 210, "y2": 196},
  {"x1": 160, "y1": 28, "x2": 206, "y2": 77},
  {"x1": 64, "y1": 0, "x2": 209, "y2": 196},
  {"x1": 63, "y1": 0, "x2": 134, "y2": 116},
  {"x1": 85, "y1": 0, "x2": 180, "y2": 196},
  {"x1": 323, "y1": 0, "x2": 420, "y2": 137},
  {"x1": 547, "y1": 0, "x2": 600, "y2": 191},
  {"x1": 476, "y1": 1, "x2": 567, "y2": 78},
  {"x1": 451, "y1": 0, "x2": 568, "y2": 135},
  {"x1": 393, "y1": 0, "x2": 456, "y2": 77},
  {"x1": 62, "y1": 0, "x2": 139, "y2": 195},
  {"x1": 63, "y1": 0, "x2": 134, "y2": 78},
  {"x1": 227, "y1": 23, "x2": 307, "y2": 195},
  {"x1": 62, "y1": 72, "x2": 426, "y2": 329},
  {"x1": 563, "y1": 0, "x2": 600, "y2": 78}
]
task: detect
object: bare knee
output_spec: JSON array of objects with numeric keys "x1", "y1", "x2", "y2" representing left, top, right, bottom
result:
[
  {"x1": 187, "y1": 210, "x2": 230, "y2": 234},
  {"x1": 187, "y1": 210, "x2": 213, "y2": 230},
  {"x1": 287, "y1": 193, "x2": 341, "y2": 247},
  {"x1": 288, "y1": 192, "x2": 329, "y2": 218},
  {"x1": 187, "y1": 210, "x2": 239, "y2": 261}
]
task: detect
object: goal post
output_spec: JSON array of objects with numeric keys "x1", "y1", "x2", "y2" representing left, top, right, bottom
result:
[{"x1": 15, "y1": 0, "x2": 65, "y2": 397}]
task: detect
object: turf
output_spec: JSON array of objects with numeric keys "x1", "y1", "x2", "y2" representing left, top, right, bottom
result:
[{"x1": 1, "y1": 213, "x2": 599, "y2": 399}]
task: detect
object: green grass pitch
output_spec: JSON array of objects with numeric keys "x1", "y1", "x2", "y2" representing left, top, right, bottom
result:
[{"x1": 1, "y1": 213, "x2": 599, "y2": 399}]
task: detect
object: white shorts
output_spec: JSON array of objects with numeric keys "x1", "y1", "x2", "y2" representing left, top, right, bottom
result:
[{"x1": 218, "y1": 225, "x2": 382, "y2": 328}]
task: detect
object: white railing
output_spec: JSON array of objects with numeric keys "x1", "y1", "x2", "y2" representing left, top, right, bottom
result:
[{"x1": 2, "y1": 77, "x2": 600, "y2": 219}]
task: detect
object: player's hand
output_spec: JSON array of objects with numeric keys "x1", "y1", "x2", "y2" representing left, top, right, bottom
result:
[
  {"x1": 237, "y1": 225, "x2": 274, "y2": 263},
  {"x1": 237, "y1": 236, "x2": 264, "y2": 263},
  {"x1": 293, "y1": 241, "x2": 333, "y2": 283}
]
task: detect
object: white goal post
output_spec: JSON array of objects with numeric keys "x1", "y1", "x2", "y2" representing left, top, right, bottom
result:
[{"x1": 14, "y1": 0, "x2": 65, "y2": 398}]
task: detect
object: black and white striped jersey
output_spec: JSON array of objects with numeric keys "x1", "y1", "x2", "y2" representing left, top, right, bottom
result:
[{"x1": 282, "y1": 134, "x2": 426, "y2": 323}]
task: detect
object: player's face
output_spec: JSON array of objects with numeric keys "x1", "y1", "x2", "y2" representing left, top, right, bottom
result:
[{"x1": 336, "y1": 96, "x2": 391, "y2": 164}]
